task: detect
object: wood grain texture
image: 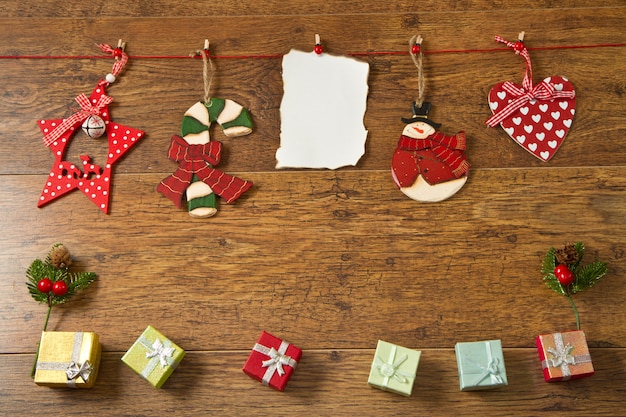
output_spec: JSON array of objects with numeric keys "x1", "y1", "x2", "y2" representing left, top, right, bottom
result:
[{"x1": 0, "y1": 1, "x2": 625, "y2": 416}]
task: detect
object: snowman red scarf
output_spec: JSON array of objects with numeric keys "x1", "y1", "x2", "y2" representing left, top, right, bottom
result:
[{"x1": 486, "y1": 35, "x2": 576, "y2": 161}]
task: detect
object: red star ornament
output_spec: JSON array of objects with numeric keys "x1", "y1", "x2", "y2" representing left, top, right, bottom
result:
[{"x1": 38, "y1": 81, "x2": 144, "y2": 213}]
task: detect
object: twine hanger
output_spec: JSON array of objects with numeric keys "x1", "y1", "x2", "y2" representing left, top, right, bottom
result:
[
  {"x1": 409, "y1": 34, "x2": 425, "y2": 108},
  {"x1": 191, "y1": 39, "x2": 215, "y2": 104}
]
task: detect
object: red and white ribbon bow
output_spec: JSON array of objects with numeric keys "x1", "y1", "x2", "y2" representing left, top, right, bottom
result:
[
  {"x1": 486, "y1": 35, "x2": 575, "y2": 127},
  {"x1": 42, "y1": 93, "x2": 113, "y2": 146}
]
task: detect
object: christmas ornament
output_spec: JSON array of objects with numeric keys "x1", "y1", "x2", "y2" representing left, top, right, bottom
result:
[
  {"x1": 37, "y1": 40, "x2": 145, "y2": 213},
  {"x1": 391, "y1": 35, "x2": 470, "y2": 202},
  {"x1": 486, "y1": 32, "x2": 576, "y2": 161},
  {"x1": 541, "y1": 242, "x2": 608, "y2": 331},
  {"x1": 157, "y1": 40, "x2": 254, "y2": 218},
  {"x1": 275, "y1": 34, "x2": 369, "y2": 169},
  {"x1": 25, "y1": 244, "x2": 97, "y2": 380},
  {"x1": 537, "y1": 242, "x2": 608, "y2": 382}
]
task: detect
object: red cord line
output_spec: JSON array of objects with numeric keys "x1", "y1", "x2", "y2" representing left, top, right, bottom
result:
[{"x1": 1, "y1": 43, "x2": 624, "y2": 60}]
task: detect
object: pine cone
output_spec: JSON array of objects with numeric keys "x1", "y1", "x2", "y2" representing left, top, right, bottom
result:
[
  {"x1": 555, "y1": 244, "x2": 579, "y2": 265},
  {"x1": 48, "y1": 244, "x2": 72, "y2": 269}
]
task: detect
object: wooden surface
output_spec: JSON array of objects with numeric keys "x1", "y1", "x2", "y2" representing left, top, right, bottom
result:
[{"x1": 1, "y1": 2, "x2": 625, "y2": 416}]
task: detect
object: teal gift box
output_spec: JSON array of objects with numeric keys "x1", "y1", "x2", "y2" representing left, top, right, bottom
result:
[
  {"x1": 368, "y1": 340, "x2": 421, "y2": 396},
  {"x1": 121, "y1": 326, "x2": 185, "y2": 388},
  {"x1": 455, "y1": 339, "x2": 508, "y2": 391}
]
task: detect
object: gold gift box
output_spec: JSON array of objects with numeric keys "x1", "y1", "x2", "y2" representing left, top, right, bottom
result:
[{"x1": 34, "y1": 331, "x2": 101, "y2": 388}]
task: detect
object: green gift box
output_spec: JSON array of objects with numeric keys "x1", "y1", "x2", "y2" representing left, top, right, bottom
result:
[
  {"x1": 121, "y1": 325, "x2": 185, "y2": 388},
  {"x1": 455, "y1": 339, "x2": 508, "y2": 391},
  {"x1": 368, "y1": 340, "x2": 421, "y2": 396}
]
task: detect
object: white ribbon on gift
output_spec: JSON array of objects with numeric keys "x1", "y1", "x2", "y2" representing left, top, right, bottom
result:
[
  {"x1": 374, "y1": 344, "x2": 414, "y2": 387},
  {"x1": 36, "y1": 332, "x2": 92, "y2": 387},
  {"x1": 541, "y1": 332, "x2": 592, "y2": 381},
  {"x1": 139, "y1": 337, "x2": 177, "y2": 380},
  {"x1": 66, "y1": 360, "x2": 93, "y2": 383},
  {"x1": 253, "y1": 341, "x2": 298, "y2": 385},
  {"x1": 466, "y1": 341, "x2": 503, "y2": 386}
]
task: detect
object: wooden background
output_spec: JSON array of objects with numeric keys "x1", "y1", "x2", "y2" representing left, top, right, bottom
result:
[{"x1": 1, "y1": 1, "x2": 625, "y2": 416}]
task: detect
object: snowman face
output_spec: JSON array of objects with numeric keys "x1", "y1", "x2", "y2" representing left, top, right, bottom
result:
[{"x1": 403, "y1": 121, "x2": 435, "y2": 139}]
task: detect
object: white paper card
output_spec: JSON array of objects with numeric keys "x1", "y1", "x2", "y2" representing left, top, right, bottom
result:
[{"x1": 276, "y1": 49, "x2": 369, "y2": 169}]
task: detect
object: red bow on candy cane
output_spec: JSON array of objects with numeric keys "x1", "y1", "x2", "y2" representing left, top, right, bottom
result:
[
  {"x1": 42, "y1": 93, "x2": 113, "y2": 146},
  {"x1": 485, "y1": 36, "x2": 575, "y2": 127},
  {"x1": 157, "y1": 135, "x2": 252, "y2": 207}
]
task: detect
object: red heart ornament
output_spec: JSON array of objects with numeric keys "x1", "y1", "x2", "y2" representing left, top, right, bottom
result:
[{"x1": 488, "y1": 76, "x2": 576, "y2": 161}]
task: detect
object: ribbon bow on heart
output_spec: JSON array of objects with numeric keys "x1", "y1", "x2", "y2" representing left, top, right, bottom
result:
[
  {"x1": 43, "y1": 93, "x2": 113, "y2": 146},
  {"x1": 485, "y1": 36, "x2": 575, "y2": 127},
  {"x1": 65, "y1": 360, "x2": 93, "y2": 382},
  {"x1": 157, "y1": 135, "x2": 252, "y2": 207},
  {"x1": 146, "y1": 338, "x2": 175, "y2": 367}
]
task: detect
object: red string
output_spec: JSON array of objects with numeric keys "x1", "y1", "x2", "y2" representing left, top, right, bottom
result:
[{"x1": 1, "y1": 43, "x2": 624, "y2": 60}]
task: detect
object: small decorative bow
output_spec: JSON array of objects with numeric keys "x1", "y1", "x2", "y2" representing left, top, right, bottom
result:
[
  {"x1": 146, "y1": 338, "x2": 175, "y2": 367},
  {"x1": 547, "y1": 343, "x2": 576, "y2": 368},
  {"x1": 375, "y1": 352, "x2": 412, "y2": 384},
  {"x1": 66, "y1": 360, "x2": 93, "y2": 382},
  {"x1": 43, "y1": 93, "x2": 113, "y2": 146},
  {"x1": 261, "y1": 347, "x2": 294, "y2": 376},
  {"x1": 472, "y1": 357, "x2": 503, "y2": 385}
]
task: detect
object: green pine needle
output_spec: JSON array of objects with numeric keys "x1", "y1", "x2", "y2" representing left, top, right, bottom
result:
[
  {"x1": 542, "y1": 242, "x2": 608, "y2": 298},
  {"x1": 25, "y1": 247, "x2": 96, "y2": 306},
  {"x1": 571, "y1": 261, "x2": 608, "y2": 294}
]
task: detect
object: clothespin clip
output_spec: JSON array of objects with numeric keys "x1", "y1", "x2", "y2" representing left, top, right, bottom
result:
[
  {"x1": 411, "y1": 34, "x2": 423, "y2": 55},
  {"x1": 513, "y1": 31, "x2": 525, "y2": 54},
  {"x1": 203, "y1": 39, "x2": 210, "y2": 58},
  {"x1": 113, "y1": 39, "x2": 125, "y2": 60},
  {"x1": 314, "y1": 34, "x2": 323, "y2": 55}
]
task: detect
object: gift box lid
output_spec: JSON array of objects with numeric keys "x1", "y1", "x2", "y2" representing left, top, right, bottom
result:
[
  {"x1": 242, "y1": 330, "x2": 302, "y2": 391},
  {"x1": 368, "y1": 340, "x2": 421, "y2": 397},
  {"x1": 34, "y1": 331, "x2": 101, "y2": 388},
  {"x1": 121, "y1": 325, "x2": 185, "y2": 389},
  {"x1": 536, "y1": 330, "x2": 594, "y2": 382},
  {"x1": 455, "y1": 339, "x2": 507, "y2": 391}
]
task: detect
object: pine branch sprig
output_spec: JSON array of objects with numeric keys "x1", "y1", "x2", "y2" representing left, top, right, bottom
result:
[{"x1": 572, "y1": 261, "x2": 608, "y2": 294}]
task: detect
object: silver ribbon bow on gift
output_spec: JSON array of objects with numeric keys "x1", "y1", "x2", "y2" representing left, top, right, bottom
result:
[
  {"x1": 146, "y1": 338, "x2": 175, "y2": 367},
  {"x1": 374, "y1": 345, "x2": 414, "y2": 386},
  {"x1": 253, "y1": 341, "x2": 298, "y2": 385},
  {"x1": 262, "y1": 347, "x2": 294, "y2": 377},
  {"x1": 65, "y1": 360, "x2": 93, "y2": 382},
  {"x1": 467, "y1": 341, "x2": 503, "y2": 386},
  {"x1": 547, "y1": 343, "x2": 576, "y2": 368}
]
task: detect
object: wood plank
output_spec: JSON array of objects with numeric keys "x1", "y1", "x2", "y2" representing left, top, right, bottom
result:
[
  {"x1": 1, "y1": 1, "x2": 625, "y2": 18},
  {"x1": 1, "y1": 349, "x2": 624, "y2": 416},
  {"x1": 0, "y1": 10, "x2": 624, "y2": 175},
  {"x1": 1, "y1": 168, "x2": 624, "y2": 353},
  {"x1": 1, "y1": 2, "x2": 625, "y2": 416}
]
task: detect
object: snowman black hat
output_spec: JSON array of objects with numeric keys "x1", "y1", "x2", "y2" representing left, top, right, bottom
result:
[{"x1": 401, "y1": 101, "x2": 441, "y2": 129}]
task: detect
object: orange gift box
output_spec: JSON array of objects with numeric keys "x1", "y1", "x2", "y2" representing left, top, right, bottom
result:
[{"x1": 536, "y1": 330, "x2": 594, "y2": 382}]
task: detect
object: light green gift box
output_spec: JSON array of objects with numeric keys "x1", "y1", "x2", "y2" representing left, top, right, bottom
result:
[
  {"x1": 368, "y1": 340, "x2": 421, "y2": 396},
  {"x1": 121, "y1": 325, "x2": 185, "y2": 388},
  {"x1": 455, "y1": 339, "x2": 508, "y2": 391}
]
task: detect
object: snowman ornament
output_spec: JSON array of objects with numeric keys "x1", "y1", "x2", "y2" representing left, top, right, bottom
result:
[{"x1": 391, "y1": 102, "x2": 469, "y2": 202}]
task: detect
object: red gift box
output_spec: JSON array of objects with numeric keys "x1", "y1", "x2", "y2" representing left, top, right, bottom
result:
[
  {"x1": 242, "y1": 331, "x2": 302, "y2": 391},
  {"x1": 536, "y1": 330, "x2": 594, "y2": 382}
]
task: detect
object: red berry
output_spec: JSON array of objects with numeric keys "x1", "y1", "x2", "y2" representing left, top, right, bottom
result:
[
  {"x1": 37, "y1": 278, "x2": 53, "y2": 293},
  {"x1": 554, "y1": 264, "x2": 574, "y2": 286},
  {"x1": 52, "y1": 281, "x2": 69, "y2": 296},
  {"x1": 314, "y1": 44, "x2": 323, "y2": 55},
  {"x1": 513, "y1": 41, "x2": 525, "y2": 53},
  {"x1": 411, "y1": 44, "x2": 421, "y2": 54}
]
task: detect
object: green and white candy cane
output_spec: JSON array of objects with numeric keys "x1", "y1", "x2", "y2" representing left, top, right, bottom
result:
[{"x1": 180, "y1": 98, "x2": 253, "y2": 218}]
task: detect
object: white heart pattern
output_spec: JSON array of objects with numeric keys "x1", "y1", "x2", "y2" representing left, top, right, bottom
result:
[{"x1": 488, "y1": 76, "x2": 576, "y2": 161}]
